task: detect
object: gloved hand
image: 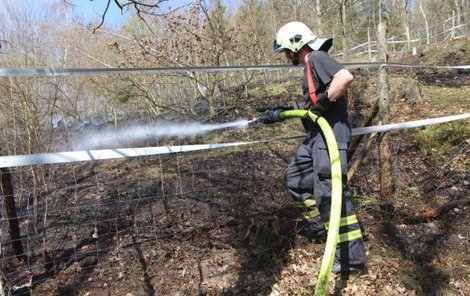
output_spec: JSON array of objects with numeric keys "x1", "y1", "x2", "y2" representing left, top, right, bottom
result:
[
  {"x1": 257, "y1": 106, "x2": 292, "y2": 124},
  {"x1": 310, "y1": 91, "x2": 333, "y2": 115}
]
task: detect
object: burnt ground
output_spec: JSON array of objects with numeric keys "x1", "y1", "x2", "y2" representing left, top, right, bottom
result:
[{"x1": 1, "y1": 38, "x2": 470, "y2": 295}]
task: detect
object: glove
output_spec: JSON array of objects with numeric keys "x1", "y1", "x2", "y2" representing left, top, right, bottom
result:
[
  {"x1": 310, "y1": 91, "x2": 333, "y2": 115},
  {"x1": 257, "y1": 106, "x2": 292, "y2": 124}
]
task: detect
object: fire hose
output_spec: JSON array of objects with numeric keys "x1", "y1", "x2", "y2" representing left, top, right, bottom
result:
[{"x1": 252, "y1": 109, "x2": 342, "y2": 296}]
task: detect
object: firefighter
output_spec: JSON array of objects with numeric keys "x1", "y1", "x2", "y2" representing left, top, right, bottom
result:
[{"x1": 262, "y1": 21, "x2": 367, "y2": 273}]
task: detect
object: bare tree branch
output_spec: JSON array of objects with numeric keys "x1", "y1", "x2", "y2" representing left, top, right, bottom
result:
[
  {"x1": 65, "y1": 0, "x2": 171, "y2": 32},
  {"x1": 0, "y1": 39, "x2": 12, "y2": 50},
  {"x1": 93, "y1": 0, "x2": 113, "y2": 33}
]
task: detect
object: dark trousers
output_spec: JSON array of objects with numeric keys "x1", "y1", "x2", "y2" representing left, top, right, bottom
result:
[{"x1": 285, "y1": 135, "x2": 366, "y2": 266}]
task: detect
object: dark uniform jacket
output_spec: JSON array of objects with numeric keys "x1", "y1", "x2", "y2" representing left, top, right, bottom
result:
[{"x1": 297, "y1": 50, "x2": 351, "y2": 144}]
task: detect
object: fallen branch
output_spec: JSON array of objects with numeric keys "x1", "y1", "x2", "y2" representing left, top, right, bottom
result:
[
  {"x1": 422, "y1": 198, "x2": 470, "y2": 219},
  {"x1": 348, "y1": 132, "x2": 378, "y2": 181},
  {"x1": 405, "y1": 197, "x2": 470, "y2": 223},
  {"x1": 348, "y1": 98, "x2": 379, "y2": 162}
]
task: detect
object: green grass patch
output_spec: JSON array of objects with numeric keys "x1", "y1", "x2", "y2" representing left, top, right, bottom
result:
[
  {"x1": 356, "y1": 195, "x2": 382, "y2": 212},
  {"x1": 248, "y1": 80, "x2": 298, "y2": 98},
  {"x1": 421, "y1": 85, "x2": 470, "y2": 108},
  {"x1": 413, "y1": 121, "x2": 470, "y2": 168}
]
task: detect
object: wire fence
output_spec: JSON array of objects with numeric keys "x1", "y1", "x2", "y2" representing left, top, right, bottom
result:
[
  {"x1": 2, "y1": 121, "x2": 468, "y2": 294},
  {"x1": 0, "y1": 54, "x2": 469, "y2": 294},
  {"x1": 341, "y1": 14, "x2": 469, "y2": 58},
  {"x1": 1, "y1": 143, "x2": 296, "y2": 294}
]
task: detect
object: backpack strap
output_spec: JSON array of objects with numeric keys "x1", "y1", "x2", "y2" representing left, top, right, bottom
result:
[{"x1": 304, "y1": 52, "x2": 318, "y2": 105}]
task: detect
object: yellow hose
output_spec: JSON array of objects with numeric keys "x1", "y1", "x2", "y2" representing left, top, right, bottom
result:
[{"x1": 280, "y1": 109, "x2": 343, "y2": 296}]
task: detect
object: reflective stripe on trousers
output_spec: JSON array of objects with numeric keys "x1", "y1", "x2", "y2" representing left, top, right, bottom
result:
[{"x1": 285, "y1": 136, "x2": 366, "y2": 265}]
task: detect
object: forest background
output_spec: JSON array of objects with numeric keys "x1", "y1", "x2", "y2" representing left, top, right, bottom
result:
[
  {"x1": 1, "y1": 0, "x2": 468, "y2": 157},
  {"x1": 0, "y1": 0, "x2": 469, "y2": 295}
]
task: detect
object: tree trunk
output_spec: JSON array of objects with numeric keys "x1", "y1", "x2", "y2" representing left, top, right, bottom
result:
[
  {"x1": 451, "y1": 10, "x2": 456, "y2": 38},
  {"x1": 347, "y1": 98, "x2": 379, "y2": 162},
  {"x1": 454, "y1": 0, "x2": 462, "y2": 27},
  {"x1": 340, "y1": 0, "x2": 348, "y2": 59},
  {"x1": 378, "y1": 0, "x2": 383, "y2": 25},
  {"x1": 348, "y1": 133, "x2": 377, "y2": 181},
  {"x1": 315, "y1": 0, "x2": 323, "y2": 35},
  {"x1": 377, "y1": 22, "x2": 394, "y2": 197},
  {"x1": 1, "y1": 168, "x2": 25, "y2": 260},
  {"x1": 419, "y1": 0, "x2": 430, "y2": 45}
]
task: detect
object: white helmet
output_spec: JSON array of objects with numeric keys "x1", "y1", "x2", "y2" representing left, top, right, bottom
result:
[{"x1": 273, "y1": 22, "x2": 333, "y2": 53}]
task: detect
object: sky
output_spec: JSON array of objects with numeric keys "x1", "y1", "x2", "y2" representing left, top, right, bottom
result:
[
  {"x1": 26, "y1": 0, "x2": 194, "y2": 28},
  {"x1": 0, "y1": 0, "x2": 240, "y2": 29},
  {"x1": 64, "y1": 0, "x2": 238, "y2": 27},
  {"x1": 66, "y1": 0, "x2": 132, "y2": 27}
]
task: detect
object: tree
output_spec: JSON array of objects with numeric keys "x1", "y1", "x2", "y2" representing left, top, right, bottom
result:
[
  {"x1": 64, "y1": 0, "x2": 170, "y2": 31},
  {"x1": 419, "y1": 0, "x2": 430, "y2": 45},
  {"x1": 1, "y1": 168, "x2": 24, "y2": 260},
  {"x1": 377, "y1": 21, "x2": 394, "y2": 197},
  {"x1": 107, "y1": 1, "x2": 243, "y2": 120}
]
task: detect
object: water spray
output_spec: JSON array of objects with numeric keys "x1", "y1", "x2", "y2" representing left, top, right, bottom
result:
[
  {"x1": 72, "y1": 110, "x2": 340, "y2": 295},
  {"x1": 73, "y1": 119, "x2": 250, "y2": 150}
]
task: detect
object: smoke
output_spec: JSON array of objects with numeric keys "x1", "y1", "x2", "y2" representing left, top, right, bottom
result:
[{"x1": 73, "y1": 119, "x2": 250, "y2": 150}]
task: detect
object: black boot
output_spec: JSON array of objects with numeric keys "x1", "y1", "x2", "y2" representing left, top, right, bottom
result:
[
  {"x1": 295, "y1": 219, "x2": 327, "y2": 243},
  {"x1": 332, "y1": 261, "x2": 367, "y2": 274}
]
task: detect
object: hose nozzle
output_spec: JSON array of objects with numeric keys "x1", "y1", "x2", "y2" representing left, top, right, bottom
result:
[
  {"x1": 247, "y1": 119, "x2": 257, "y2": 125},
  {"x1": 248, "y1": 113, "x2": 270, "y2": 125},
  {"x1": 250, "y1": 109, "x2": 285, "y2": 125}
]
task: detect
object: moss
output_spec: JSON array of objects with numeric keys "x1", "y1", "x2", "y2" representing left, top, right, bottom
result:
[{"x1": 413, "y1": 121, "x2": 470, "y2": 168}]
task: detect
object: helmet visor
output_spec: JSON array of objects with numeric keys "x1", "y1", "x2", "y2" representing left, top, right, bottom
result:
[
  {"x1": 272, "y1": 39, "x2": 284, "y2": 53},
  {"x1": 308, "y1": 37, "x2": 333, "y2": 52}
]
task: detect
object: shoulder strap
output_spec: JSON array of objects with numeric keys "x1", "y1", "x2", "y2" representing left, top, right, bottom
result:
[{"x1": 304, "y1": 53, "x2": 318, "y2": 105}]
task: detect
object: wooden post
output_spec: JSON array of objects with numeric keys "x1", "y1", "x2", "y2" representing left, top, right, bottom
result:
[
  {"x1": 1, "y1": 168, "x2": 25, "y2": 260},
  {"x1": 406, "y1": 26, "x2": 411, "y2": 51},
  {"x1": 377, "y1": 22, "x2": 394, "y2": 197}
]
